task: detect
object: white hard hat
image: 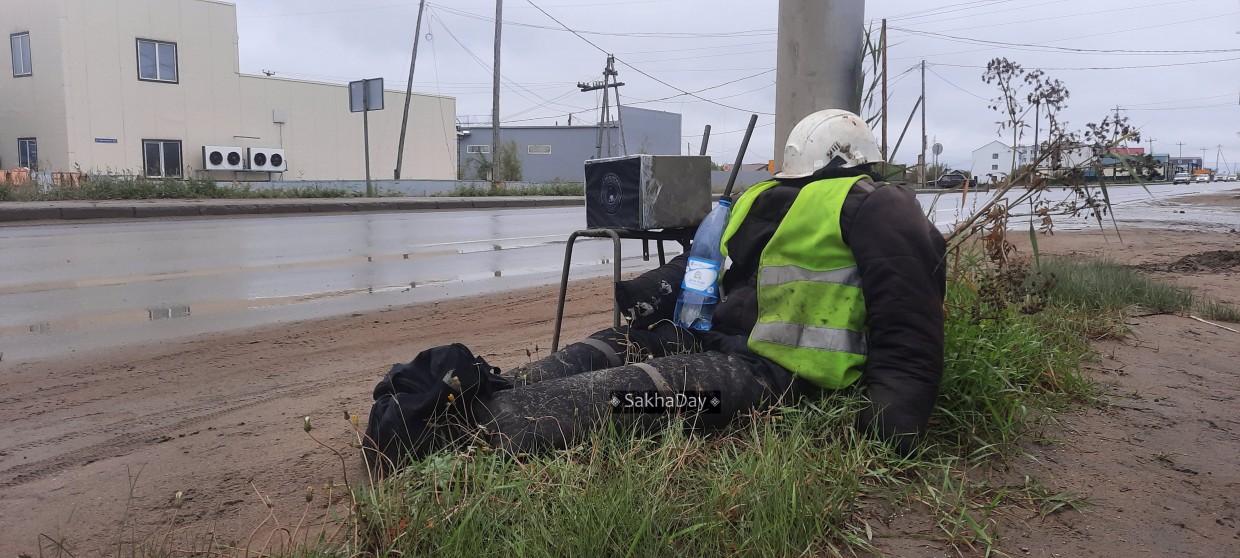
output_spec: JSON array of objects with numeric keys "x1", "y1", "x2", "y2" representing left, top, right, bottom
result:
[{"x1": 775, "y1": 109, "x2": 883, "y2": 179}]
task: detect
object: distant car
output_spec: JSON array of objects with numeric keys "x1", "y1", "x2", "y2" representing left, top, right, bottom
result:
[
  {"x1": 1194, "y1": 174, "x2": 1211, "y2": 183},
  {"x1": 1172, "y1": 172, "x2": 1191, "y2": 185},
  {"x1": 930, "y1": 171, "x2": 972, "y2": 188}
]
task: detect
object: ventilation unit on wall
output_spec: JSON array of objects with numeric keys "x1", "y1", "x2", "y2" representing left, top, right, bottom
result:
[
  {"x1": 248, "y1": 148, "x2": 287, "y2": 172},
  {"x1": 202, "y1": 146, "x2": 245, "y2": 171}
]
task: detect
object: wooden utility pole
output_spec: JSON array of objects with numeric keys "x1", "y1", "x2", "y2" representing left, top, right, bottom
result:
[
  {"x1": 1114, "y1": 105, "x2": 1123, "y2": 147},
  {"x1": 394, "y1": 0, "x2": 428, "y2": 180},
  {"x1": 880, "y1": 18, "x2": 888, "y2": 162},
  {"x1": 578, "y1": 55, "x2": 626, "y2": 158},
  {"x1": 919, "y1": 59, "x2": 926, "y2": 188},
  {"x1": 491, "y1": 0, "x2": 503, "y2": 185},
  {"x1": 1032, "y1": 100, "x2": 1040, "y2": 162}
]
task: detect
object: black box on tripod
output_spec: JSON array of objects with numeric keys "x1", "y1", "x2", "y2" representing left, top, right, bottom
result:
[{"x1": 583, "y1": 155, "x2": 712, "y2": 230}]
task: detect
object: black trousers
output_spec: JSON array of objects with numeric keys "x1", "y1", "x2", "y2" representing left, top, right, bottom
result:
[{"x1": 474, "y1": 323, "x2": 821, "y2": 454}]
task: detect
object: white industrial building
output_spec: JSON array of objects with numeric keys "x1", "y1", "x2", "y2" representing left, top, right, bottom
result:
[{"x1": 1, "y1": 0, "x2": 458, "y2": 181}]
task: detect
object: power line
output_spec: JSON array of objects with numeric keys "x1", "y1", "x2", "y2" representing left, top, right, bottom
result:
[
  {"x1": 430, "y1": 3, "x2": 775, "y2": 39},
  {"x1": 929, "y1": 55, "x2": 1240, "y2": 71},
  {"x1": 890, "y1": 0, "x2": 1196, "y2": 31},
  {"x1": 523, "y1": 0, "x2": 775, "y2": 115},
  {"x1": 429, "y1": 10, "x2": 584, "y2": 113},
  {"x1": 884, "y1": 0, "x2": 1027, "y2": 23},
  {"x1": 1124, "y1": 103, "x2": 1236, "y2": 111},
  {"x1": 893, "y1": 26, "x2": 1240, "y2": 56},
  {"x1": 499, "y1": 68, "x2": 776, "y2": 125},
  {"x1": 1122, "y1": 93, "x2": 1235, "y2": 107},
  {"x1": 891, "y1": 9, "x2": 1240, "y2": 62},
  {"x1": 616, "y1": 40, "x2": 776, "y2": 56},
  {"x1": 240, "y1": 0, "x2": 665, "y2": 19},
  {"x1": 926, "y1": 67, "x2": 988, "y2": 101}
]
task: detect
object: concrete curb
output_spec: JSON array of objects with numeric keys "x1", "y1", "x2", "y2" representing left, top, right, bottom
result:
[{"x1": 0, "y1": 196, "x2": 586, "y2": 223}]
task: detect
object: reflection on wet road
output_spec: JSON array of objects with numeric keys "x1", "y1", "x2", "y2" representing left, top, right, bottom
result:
[
  {"x1": 1, "y1": 183, "x2": 1236, "y2": 362},
  {"x1": 0, "y1": 208, "x2": 682, "y2": 361}
]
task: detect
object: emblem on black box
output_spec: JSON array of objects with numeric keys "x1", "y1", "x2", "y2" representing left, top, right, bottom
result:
[{"x1": 600, "y1": 173, "x2": 623, "y2": 215}]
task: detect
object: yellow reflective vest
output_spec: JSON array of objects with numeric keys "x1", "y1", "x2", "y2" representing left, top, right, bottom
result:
[{"x1": 720, "y1": 176, "x2": 868, "y2": 389}]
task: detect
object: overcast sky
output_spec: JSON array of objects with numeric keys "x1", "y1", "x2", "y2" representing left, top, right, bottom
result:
[{"x1": 229, "y1": 0, "x2": 1240, "y2": 173}]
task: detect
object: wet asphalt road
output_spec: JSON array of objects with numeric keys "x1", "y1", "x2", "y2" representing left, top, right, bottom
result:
[{"x1": 2, "y1": 183, "x2": 1237, "y2": 363}]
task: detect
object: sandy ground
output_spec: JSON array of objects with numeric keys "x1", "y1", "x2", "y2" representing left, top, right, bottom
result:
[{"x1": 2, "y1": 224, "x2": 1238, "y2": 556}]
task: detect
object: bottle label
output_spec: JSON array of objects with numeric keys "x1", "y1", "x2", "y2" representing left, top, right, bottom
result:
[{"x1": 682, "y1": 258, "x2": 720, "y2": 296}]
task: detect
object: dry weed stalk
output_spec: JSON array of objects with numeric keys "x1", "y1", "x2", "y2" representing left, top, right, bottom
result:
[{"x1": 947, "y1": 57, "x2": 1161, "y2": 270}]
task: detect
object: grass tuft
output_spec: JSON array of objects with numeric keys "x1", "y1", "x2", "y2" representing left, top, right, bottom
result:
[
  {"x1": 0, "y1": 175, "x2": 355, "y2": 201},
  {"x1": 438, "y1": 182, "x2": 585, "y2": 197},
  {"x1": 1039, "y1": 258, "x2": 1193, "y2": 316}
]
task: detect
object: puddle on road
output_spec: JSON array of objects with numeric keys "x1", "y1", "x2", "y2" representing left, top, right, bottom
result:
[{"x1": 2, "y1": 254, "x2": 664, "y2": 340}]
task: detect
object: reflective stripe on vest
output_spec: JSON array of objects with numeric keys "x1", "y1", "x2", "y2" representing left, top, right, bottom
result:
[
  {"x1": 724, "y1": 175, "x2": 870, "y2": 389},
  {"x1": 750, "y1": 322, "x2": 867, "y2": 355},
  {"x1": 759, "y1": 264, "x2": 862, "y2": 289}
]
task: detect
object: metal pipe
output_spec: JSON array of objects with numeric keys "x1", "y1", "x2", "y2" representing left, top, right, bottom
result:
[
  {"x1": 724, "y1": 114, "x2": 759, "y2": 199},
  {"x1": 699, "y1": 125, "x2": 711, "y2": 156},
  {"x1": 551, "y1": 229, "x2": 622, "y2": 352}
]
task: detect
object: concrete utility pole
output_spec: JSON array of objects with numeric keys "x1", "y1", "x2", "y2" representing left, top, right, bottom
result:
[
  {"x1": 920, "y1": 59, "x2": 926, "y2": 188},
  {"x1": 394, "y1": 0, "x2": 428, "y2": 180},
  {"x1": 491, "y1": 0, "x2": 503, "y2": 185},
  {"x1": 774, "y1": 0, "x2": 864, "y2": 171}
]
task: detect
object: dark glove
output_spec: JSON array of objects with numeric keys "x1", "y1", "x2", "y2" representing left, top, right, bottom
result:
[{"x1": 615, "y1": 253, "x2": 688, "y2": 329}]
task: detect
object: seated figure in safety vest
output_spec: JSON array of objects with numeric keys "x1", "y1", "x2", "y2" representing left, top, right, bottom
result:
[{"x1": 474, "y1": 109, "x2": 946, "y2": 457}]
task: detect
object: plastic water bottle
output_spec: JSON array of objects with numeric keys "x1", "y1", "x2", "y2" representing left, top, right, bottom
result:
[{"x1": 674, "y1": 198, "x2": 733, "y2": 330}]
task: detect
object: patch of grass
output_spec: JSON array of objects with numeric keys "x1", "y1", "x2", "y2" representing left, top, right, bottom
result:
[
  {"x1": 1195, "y1": 300, "x2": 1240, "y2": 323},
  {"x1": 438, "y1": 182, "x2": 585, "y2": 197},
  {"x1": 1039, "y1": 257, "x2": 1193, "y2": 316},
  {"x1": 1039, "y1": 257, "x2": 1240, "y2": 323},
  {"x1": 353, "y1": 398, "x2": 889, "y2": 557},
  {"x1": 0, "y1": 175, "x2": 355, "y2": 201}
]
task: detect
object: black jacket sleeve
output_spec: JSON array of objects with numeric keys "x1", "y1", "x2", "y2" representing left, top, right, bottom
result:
[
  {"x1": 842, "y1": 183, "x2": 946, "y2": 456},
  {"x1": 614, "y1": 253, "x2": 688, "y2": 329}
]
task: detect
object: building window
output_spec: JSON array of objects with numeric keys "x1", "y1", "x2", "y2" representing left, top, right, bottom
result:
[
  {"x1": 11, "y1": 32, "x2": 31, "y2": 77},
  {"x1": 466, "y1": 145, "x2": 490, "y2": 154},
  {"x1": 18, "y1": 138, "x2": 37, "y2": 169},
  {"x1": 142, "y1": 140, "x2": 182, "y2": 178},
  {"x1": 991, "y1": 153, "x2": 999, "y2": 159},
  {"x1": 991, "y1": 164, "x2": 999, "y2": 171},
  {"x1": 527, "y1": 145, "x2": 552, "y2": 155},
  {"x1": 137, "y1": 39, "x2": 178, "y2": 83}
]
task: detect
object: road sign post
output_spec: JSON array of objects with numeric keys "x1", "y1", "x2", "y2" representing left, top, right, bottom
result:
[{"x1": 350, "y1": 78, "x2": 385, "y2": 197}]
